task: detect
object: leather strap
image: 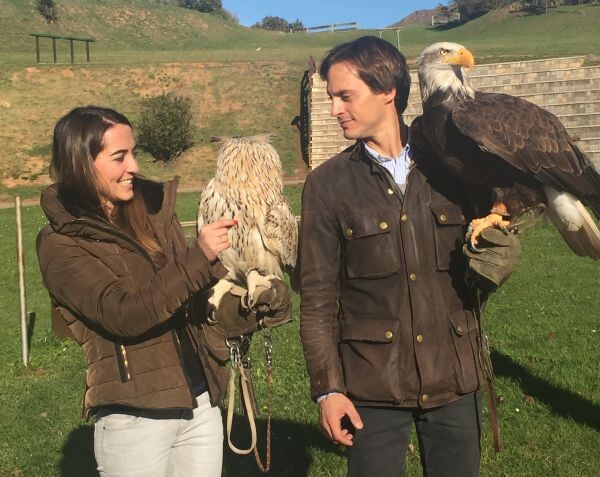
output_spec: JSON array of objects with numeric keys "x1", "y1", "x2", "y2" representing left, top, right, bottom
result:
[
  {"x1": 474, "y1": 289, "x2": 502, "y2": 453},
  {"x1": 226, "y1": 363, "x2": 257, "y2": 455}
]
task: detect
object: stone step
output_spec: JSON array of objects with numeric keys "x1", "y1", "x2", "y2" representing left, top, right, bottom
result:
[
  {"x1": 559, "y1": 113, "x2": 600, "y2": 128},
  {"x1": 402, "y1": 113, "x2": 600, "y2": 132},
  {"x1": 469, "y1": 66, "x2": 600, "y2": 87},
  {"x1": 544, "y1": 101, "x2": 600, "y2": 116},
  {"x1": 407, "y1": 56, "x2": 587, "y2": 81},
  {"x1": 477, "y1": 77, "x2": 600, "y2": 95},
  {"x1": 577, "y1": 137, "x2": 600, "y2": 152},
  {"x1": 405, "y1": 88, "x2": 600, "y2": 111},
  {"x1": 467, "y1": 56, "x2": 586, "y2": 76},
  {"x1": 565, "y1": 125, "x2": 600, "y2": 139}
]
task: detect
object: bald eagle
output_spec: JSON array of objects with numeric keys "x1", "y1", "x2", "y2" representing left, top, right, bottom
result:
[
  {"x1": 417, "y1": 42, "x2": 600, "y2": 259},
  {"x1": 197, "y1": 135, "x2": 298, "y2": 309}
]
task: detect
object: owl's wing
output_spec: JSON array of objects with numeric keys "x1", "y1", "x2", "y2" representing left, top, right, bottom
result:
[{"x1": 258, "y1": 198, "x2": 298, "y2": 269}]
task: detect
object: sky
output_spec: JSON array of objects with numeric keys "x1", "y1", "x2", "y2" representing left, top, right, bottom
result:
[{"x1": 221, "y1": 1, "x2": 442, "y2": 30}]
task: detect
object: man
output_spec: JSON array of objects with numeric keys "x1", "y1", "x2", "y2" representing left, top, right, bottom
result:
[{"x1": 299, "y1": 36, "x2": 519, "y2": 476}]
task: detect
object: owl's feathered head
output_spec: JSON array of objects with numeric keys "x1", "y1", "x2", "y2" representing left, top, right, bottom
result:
[{"x1": 212, "y1": 134, "x2": 283, "y2": 188}]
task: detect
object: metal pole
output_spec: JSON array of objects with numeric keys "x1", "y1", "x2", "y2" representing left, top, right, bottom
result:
[
  {"x1": 396, "y1": 29, "x2": 400, "y2": 51},
  {"x1": 70, "y1": 39, "x2": 74, "y2": 64},
  {"x1": 15, "y1": 197, "x2": 29, "y2": 367},
  {"x1": 86, "y1": 41, "x2": 90, "y2": 62},
  {"x1": 52, "y1": 38, "x2": 57, "y2": 63},
  {"x1": 35, "y1": 36, "x2": 40, "y2": 63}
]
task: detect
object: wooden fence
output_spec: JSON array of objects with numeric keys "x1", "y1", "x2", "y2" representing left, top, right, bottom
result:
[
  {"x1": 30, "y1": 32, "x2": 94, "y2": 64},
  {"x1": 297, "y1": 22, "x2": 358, "y2": 33}
]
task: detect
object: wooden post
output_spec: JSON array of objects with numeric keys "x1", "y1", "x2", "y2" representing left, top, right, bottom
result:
[
  {"x1": 86, "y1": 40, "x2": 90, "y2": 62},
  {"x1": 35, "y1": 35, "x2": 40, "y2": 63},
  {"x1": 15, "y1": 197, "x2": 29, "y2": 367},
  {"x1": 69, "y1": 39, "x2": 74, "y2": 64},
  {"x1": 52, "y1": 37, "x2": 57, "y2": 63}
]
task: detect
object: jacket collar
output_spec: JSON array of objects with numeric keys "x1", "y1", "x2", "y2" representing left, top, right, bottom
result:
[{"x1": 40, "y1": 176, "x2": 179, "y2": 239}]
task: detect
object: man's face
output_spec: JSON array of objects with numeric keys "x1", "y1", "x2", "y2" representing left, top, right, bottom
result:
[{"x1": 326, "y1": 61, "x2": 395, "y2": 141}]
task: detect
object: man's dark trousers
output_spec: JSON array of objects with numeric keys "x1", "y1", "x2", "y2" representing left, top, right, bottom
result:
[{"x1": 347, "y1": 392, "x2": 482, "y2": 477}]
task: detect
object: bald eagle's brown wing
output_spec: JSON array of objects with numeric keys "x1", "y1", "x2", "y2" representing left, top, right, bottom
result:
[{"x1": 451, "y1": 92, "x2": 600, "y2": 213}]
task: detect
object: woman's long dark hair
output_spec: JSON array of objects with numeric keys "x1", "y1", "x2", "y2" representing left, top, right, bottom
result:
[{"x1": 51, "y1": 106, "x2": 163, "y2": 259}]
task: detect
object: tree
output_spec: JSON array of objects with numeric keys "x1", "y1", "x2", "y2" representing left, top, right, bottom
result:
[
  {"x1": 253, "y1": 16, "x2": 305, "y2": 32},
  {"x1": 178, "y1": 0, "x2": 238, "y2": 23},
  {"x1": 137, "y1": 93, "x2": 195, "y2": 163},
  {"x1": 37, "y1": 0, "x2": 58, "y2": 23},
  {"x1": 179, "y1": 0, "x2": 222, "y2": 12}
]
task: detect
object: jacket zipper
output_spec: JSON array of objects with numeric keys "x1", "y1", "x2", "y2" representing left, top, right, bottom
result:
[{"x1": 114, "y1": 342, "x2": 132, "y2": 383}]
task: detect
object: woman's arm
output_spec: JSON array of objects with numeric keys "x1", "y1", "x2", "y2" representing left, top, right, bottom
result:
[{"x1": 37, "y1": 228, "x2": 228, "y2": 338}]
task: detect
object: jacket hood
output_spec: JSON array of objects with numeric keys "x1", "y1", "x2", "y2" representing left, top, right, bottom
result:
[{"x1": 40, "y1": 176, "x2": 179, "y2": 237}]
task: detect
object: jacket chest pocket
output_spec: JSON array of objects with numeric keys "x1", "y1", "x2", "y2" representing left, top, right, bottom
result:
[
  {"x1": 429, "y1": 201, "x2": 466, "y2": 271},
  {"x1": 339, "y1": 213, "x2": 400, "y2": 279}
]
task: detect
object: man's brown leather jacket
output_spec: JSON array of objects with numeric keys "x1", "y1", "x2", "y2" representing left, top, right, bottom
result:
[{"x1": 299, "y1": 126, "x2": 488, "y2": 409}]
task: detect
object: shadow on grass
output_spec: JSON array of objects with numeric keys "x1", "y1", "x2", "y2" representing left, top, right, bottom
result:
[
  {"x1": 224, "y1": 414, "x2": 344, "y2": 477},
  {"x1": 58, "y1": 416, "x2": 342, "y2": 477},
  {"x1": 492, "y1": 350, "x2": 600, "y2": 431},
  {"x1": 59, "y1": 425, "x2": 97, "y2": 476}
]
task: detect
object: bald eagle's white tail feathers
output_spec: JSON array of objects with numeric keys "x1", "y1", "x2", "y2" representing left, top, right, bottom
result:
[{"x1": 545, "y1": 186, "x2": 600, "y2": 260}]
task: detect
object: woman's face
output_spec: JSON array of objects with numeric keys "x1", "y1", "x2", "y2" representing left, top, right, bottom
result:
[{"x1": 93, "y1": 123, "x2": 139, "y2": 214}]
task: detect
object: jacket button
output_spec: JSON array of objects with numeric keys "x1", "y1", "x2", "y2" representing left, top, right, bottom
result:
[
  {"x1": 346, "y1": 228, "x2": 353, "y2": 237},
  {"x1": 315, "y1": 380, "x2": 320, "y2": 385},
  {"x1": 379, "y1": 221, "x2": 388, "y2": 230},
  {"x1": 409, "y1": 273, "x2": 417, "y2": 281},
  {"x1": 416, "y1": 334, "x2": 424, "y2": 343},
  {"x1": 457, "y1": 325, "x2": 464, "y2": 333},
  {"x1": 439, "y1": 214, "x2": 447, "y2": 222},
  {"x1": 400, "y1": 214, "x2": 408, "y2": 222},
  {"x1": 385, "y1": 330, "x2": 393, "y2": 339},
  {"x1": 387, "y1": 188, "x2": 394, "y2": 195},
  {"x1": 422, "y1": 394, "x2": 430, "y2": 402}
]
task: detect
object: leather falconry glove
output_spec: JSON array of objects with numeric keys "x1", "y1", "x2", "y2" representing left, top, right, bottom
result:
[
  {"x1": 463, "y1": 227, "x2": 521, "y2": 294},
  {"x1": 198, "y1": 279, "x2": 293, "y2": 364}
]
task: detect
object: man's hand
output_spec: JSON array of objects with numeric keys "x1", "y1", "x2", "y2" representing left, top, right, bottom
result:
[
  {"x1": 197, "y1": 219, "x2": 237, "y2": 263},
  {"x1": 464, "y1": 226, "x2": 521, "y2": 293},
  {"x1": 319, "y1": 394, "x2": 363, "y2": 446}
]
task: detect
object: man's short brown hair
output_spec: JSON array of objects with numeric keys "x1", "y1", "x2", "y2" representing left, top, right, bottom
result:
[{"x1": 319, "y1": 36, "x2": 411, "y2": 114}]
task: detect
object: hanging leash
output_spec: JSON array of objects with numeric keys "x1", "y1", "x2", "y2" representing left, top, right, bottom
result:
[
  {"x1": 226, "y1": 339, "x2": 257, "y2": 455},
  {"x1": 253, "y1": 330, "x2": 273, "y2": 473},
  {"x1": 225, "y1": 331, "x2": 274, "y2": 472},
  {"x1": 475, "y1": 289, "x2": 502, "y2": 452}
]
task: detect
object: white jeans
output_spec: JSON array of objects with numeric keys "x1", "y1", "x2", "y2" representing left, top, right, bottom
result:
[{"x1": 94, "y1": 392, "x2": 223, "y2": 477}]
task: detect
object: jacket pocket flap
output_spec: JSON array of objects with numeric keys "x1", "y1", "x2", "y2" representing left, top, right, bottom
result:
[
  {"x1": 448, "y1": 308, "x2": 476, "y2": 336},
  {"x1": 339, "y1": 214, "x2": 393, "y2": 240},
  {"x1": 429, "y1": 201, "x2": 465, "y2": 226},
  {"x1": 341, "y1": 317, "x2": 399, "y2": 342}
]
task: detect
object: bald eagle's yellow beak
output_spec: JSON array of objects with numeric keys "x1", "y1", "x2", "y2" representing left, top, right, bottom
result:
[{"x1": 444, "y1": 48, "x2": 475, "y2": 70}]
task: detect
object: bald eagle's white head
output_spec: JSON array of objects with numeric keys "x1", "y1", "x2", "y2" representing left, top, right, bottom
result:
[{"x1": 417, "y1": 42, "x2": 476, "y2": 103}]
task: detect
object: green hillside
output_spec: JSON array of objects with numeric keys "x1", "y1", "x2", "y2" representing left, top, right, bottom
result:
[
  {"x1": 0, "y1": 2, "x2": 599, "y2": 200},
  {"x1": 2, "y1": 1, "x2": 599, "y2": 65}
]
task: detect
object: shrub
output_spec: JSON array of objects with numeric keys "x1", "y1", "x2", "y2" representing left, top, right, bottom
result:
[
  {"x1": 137, "y1": 93, "x2": 195, "y2": 162},
  {"x1": 37, "y1": 0, "x2": 58, "y2": 23}
]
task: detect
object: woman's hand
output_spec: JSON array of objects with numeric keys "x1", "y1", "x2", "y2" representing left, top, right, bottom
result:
[{"x1": 197, "y1": 219, "x2": 237, "y2": 263}]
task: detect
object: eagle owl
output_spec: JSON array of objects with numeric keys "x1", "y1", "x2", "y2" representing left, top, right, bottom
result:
[{"x1": 197, "y1": 135, "x2": 298, "y2": 309}]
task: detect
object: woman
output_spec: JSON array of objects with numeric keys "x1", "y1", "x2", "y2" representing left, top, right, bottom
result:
[{"x1": 37, "y1": 105, "x2": 240, "y2": 476}]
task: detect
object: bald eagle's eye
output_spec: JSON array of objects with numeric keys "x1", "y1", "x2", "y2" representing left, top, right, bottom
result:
[{"x1": 440, "y1": 48, "x2": 449, "y2": 56}]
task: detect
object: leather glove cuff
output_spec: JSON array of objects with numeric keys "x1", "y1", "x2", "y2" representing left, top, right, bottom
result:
[
  {"x1": 253, "y1": 278, "x2": 293, "y2": 329},
  {"x1": 463, "y1": 227, "x2": 521, "y2": 292}
]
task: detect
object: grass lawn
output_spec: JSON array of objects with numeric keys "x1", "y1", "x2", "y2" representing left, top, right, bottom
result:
[{"x1": 0, "y1": 186, "x2": 598, "y2": 476}]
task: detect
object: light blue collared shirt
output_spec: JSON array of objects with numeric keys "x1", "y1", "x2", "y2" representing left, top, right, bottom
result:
[{"x1": 364, "y1": 138, "x2": 412, "y2": 193}]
